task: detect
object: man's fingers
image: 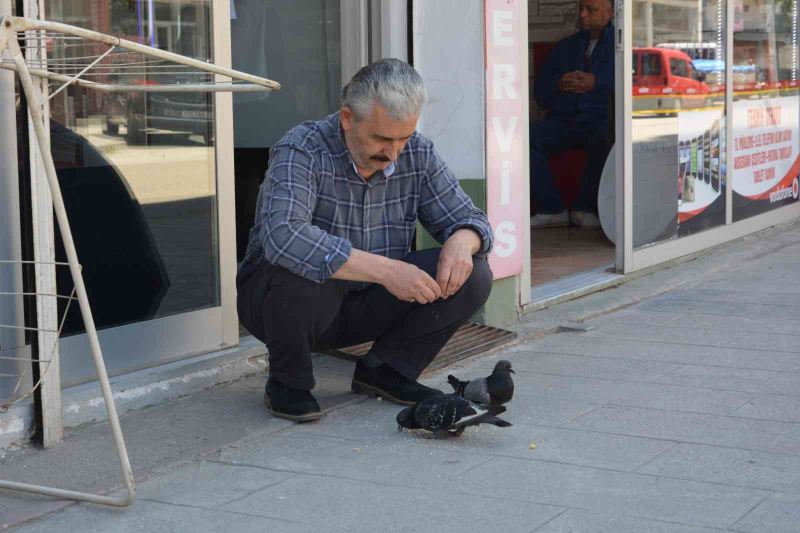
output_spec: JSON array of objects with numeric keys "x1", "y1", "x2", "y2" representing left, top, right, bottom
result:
[
  {"x1": 445, "y1": 263, "x2": 472, "y2": 298},
  {"x1": 415, "y1": 283, "x2": 438, "y2": 304},
  {"x1": 436, "y1": 260, "x2": 452, "y2": 294}
]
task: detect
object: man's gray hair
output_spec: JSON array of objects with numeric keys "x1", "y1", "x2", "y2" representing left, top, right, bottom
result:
[{"x1": 341, "y1": 58, "x2": 426, "y2": 121}]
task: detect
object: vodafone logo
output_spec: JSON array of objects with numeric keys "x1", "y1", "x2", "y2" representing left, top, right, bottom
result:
[{"x1": 793, "y1": 177, "x2": 799, "y2": 200}]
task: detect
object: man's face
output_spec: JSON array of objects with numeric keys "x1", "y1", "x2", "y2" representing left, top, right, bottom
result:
[
  {"x1": 340, "y1": 103, "x2": 418, "y2": 177},
  {"x1": 579, "y1": 0, "x2": 613, "y2": 33}
]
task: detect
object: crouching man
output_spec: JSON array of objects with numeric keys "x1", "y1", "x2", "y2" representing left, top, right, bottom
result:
[{"x1": 237, "y1": 59, "x2": 494, "y2": 422}]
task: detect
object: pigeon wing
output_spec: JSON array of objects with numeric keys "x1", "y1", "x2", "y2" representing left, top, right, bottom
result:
[
  {"x1": 415, "y1": 394, "x2": 474, "y2": 431},
  {"x1": 462, "y1": 378, "x2": 491, "y2": 405}
]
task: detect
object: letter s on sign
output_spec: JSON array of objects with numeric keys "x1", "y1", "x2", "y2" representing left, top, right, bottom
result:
[{"x1": 494, "y1": 221, "x2": 517, "y2": 258}]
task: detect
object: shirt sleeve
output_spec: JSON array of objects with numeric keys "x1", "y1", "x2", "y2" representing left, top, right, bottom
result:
[
  {"x1": 417, "y1": 144, "x2": 494, "y2": 257},
  {"x1": 257, "y1": 143, "x2": 351, "y2": 283}
]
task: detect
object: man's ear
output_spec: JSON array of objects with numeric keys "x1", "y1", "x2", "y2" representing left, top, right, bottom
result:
[{"x1": 340, "y1": 106, "x2": 354, "y2": 132}]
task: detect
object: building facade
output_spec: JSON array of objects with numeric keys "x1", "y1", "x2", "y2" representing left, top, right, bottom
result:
[{"x1": 1, "y1": 0, "x2": 798, "y2": 447}]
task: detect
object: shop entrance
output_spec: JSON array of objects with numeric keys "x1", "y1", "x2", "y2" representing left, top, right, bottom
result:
[{"x1": 527, "y1": 1, "x2": 618, "y2": 300}]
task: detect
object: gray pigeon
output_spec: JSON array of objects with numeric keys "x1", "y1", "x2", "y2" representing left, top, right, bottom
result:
[
  {"x1": 396, "y1": 393, "x2": 512, "y2": 437},
  {"x1": 447, "y1": 360, "x2": 515, "y2": 406}
]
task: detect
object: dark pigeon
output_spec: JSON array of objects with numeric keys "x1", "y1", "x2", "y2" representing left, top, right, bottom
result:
[
  {"x1": 447, "y1": 360, "x2": 515, "y2": 406},
  {"x1": 396, "y1": 393, "x2": 512, "y2": 437}
]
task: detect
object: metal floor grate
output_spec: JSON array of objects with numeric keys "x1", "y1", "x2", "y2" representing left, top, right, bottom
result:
[{"x1": 326, "y1": 323, "x2": 518, "y2": 371}]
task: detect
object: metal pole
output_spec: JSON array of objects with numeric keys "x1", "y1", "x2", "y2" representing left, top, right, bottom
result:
[{"x1": 0, "y1": 19, "x2": 134, "y2": 507}]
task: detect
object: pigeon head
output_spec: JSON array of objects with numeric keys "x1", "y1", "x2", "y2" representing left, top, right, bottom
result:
[
  {"x1": 493, "y1": 360, "x2": 515, "y2": 375},
  {"x1": 396, "y1": 406, "x2": 420, "y2": 432}
]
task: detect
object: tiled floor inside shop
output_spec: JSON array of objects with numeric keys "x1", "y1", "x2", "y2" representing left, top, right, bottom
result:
[{"x1": 531, "y1": 225, "x2": 615, "y2": 286}]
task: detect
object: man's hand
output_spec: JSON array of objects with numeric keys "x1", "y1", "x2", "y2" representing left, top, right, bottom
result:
[
  {"x1": 383, "y1": 261, "x2": 442, "y2": 304},
  {"x1": 558, "y1": 71, "x2": 596, "y2": 93},
  {"x1": 437, "y1": 229, "x2": 481, "y2": 299},
  {"x1": 332, "y1": 249, "x2": 442, "y2": 303}
]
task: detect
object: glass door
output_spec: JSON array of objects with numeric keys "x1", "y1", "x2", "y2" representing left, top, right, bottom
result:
[
  {"x1": 620, "y1": 0, "x2": 799, "y2": 273},
  {"x1": 31, "y1": 0, "x2": 234, "y2": 386}
]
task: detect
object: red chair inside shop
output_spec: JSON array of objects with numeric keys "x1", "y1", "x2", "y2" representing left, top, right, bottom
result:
[{"x1": 531, "y1": 42, "x2": 586, "y2": 211}]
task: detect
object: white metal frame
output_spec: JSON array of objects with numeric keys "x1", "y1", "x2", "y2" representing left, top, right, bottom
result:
[{"x1": 0, "y1": 14, "x2": 277, "y2": 507}]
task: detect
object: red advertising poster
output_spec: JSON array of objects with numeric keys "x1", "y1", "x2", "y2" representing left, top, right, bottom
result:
[
  {"x1": 485, "y1": 0, "x2": 526, "y2": 279},
  {"x1": 732, "y1": 97, "x2": 800, "y2": 220}
]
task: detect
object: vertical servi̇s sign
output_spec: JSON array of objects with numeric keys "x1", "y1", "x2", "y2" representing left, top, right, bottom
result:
[{"x1": 485, "y1": 0, "x2": 525, "y2": 279}]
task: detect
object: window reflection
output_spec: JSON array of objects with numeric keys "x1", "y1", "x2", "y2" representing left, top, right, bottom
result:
[
  {"x1": 632, "y1": 0, "x2": 727, "y2": 247},
  {"x1": 43, "y1": 1, "x2": 219, "y2": 334}
]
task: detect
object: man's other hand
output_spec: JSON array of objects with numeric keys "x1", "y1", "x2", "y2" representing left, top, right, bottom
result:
[
  {"x1": 384, "y1": 261, "x2": 442, "y2": 304},
  {"x1": 437, "y1": 229, "x2": 481, "y2": 299}
]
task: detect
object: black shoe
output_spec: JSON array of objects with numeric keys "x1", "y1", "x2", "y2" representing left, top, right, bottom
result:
[
  {"x1": 264, "y1": 377, "x2": 322, "y2": 422},
  {"x1": 351, "y1": 360, "x2": 443, "y2": 406}
]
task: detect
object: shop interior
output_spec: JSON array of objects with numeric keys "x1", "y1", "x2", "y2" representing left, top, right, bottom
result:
[{"x1": 527, "y1": 2, "x2": 617, "y2": 298}]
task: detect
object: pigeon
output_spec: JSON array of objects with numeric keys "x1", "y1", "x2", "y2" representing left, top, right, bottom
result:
[
  {"x1": 447, "y1": 360, "x2": 515, "y2": 406},
  {"x1": 396, "y1": 393, "x2": 512, "y2": 437}
]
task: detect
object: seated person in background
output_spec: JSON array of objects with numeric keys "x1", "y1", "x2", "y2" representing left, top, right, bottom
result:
[{"x1": 530, "y1": 0, "x2": 614, "y2": 229}]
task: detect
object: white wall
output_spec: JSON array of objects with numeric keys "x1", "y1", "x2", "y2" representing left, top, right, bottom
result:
[{"x1": 413, "y1": 0, "x2": 486, "y2": 181}]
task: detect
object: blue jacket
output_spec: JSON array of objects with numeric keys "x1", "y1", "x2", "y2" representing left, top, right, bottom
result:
[{"x1": 534, "y1": 24, "x2": 615, "y2": 124}]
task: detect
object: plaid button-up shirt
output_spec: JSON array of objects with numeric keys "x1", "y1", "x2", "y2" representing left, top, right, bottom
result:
[{"x1": 240, "y1": 112, "x2": 493, "y2": 286}]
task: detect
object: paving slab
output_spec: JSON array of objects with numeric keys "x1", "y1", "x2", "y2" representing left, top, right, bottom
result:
[
  {"x1": 455, "y1": 456, "x2": 767, "y2": 529},
  {"x1": 533, "y1": 508, "x2": 725, "y2": 533},
  {"x1": 724, "y1": 332, "x2": 800, "y2": 353},
  {"x1": 583, "y1": 308, "x2": 688, "y2": 327},
  {"x1": 655, "y1": 365, "x2": 800, "y2": 396},
  {"x1": 730, "y1": 395, "x2": 800, "y2": 423},
  {"x1": 510, "y1": 372, "x2": 754, "y2": 415},
  {"x1": 564, "y1": 405, "x2": 800, "y2": 455},
  {"x1": 215, "y1": 427, "x2": 491, "y2": 492},
  {"x1": 560, "y1": 338, "x2": 800, "y2": 374},
  {"x1": 731, "y1": 492, "x2": 800, "y2": 533},
  {"x1": 666, "y1": 288, "x2": 800, "y2": 306},
  {"x1": 638, "y1": 298, "x2": 800, "y2": 321},
  {"x1": 221, "y1": 473, "x2": 564, "y2": 533},
  {"x1": 667, "y1": 313, "x2": 800, "y2": 335},
  {"x1": 636, "y1": 443, "x2": 800, "y2": 493},
  {"x1": 132, "y1": 461, "x2": 296, "y2": 508},
  {"x1": 476, "y1": 351, "x2": 681, "y2": 382},
  {"x1": 589, "y1": 322, "x2": 746, "y2": 346},
  {"x1": 10, "y1": 499, "x2": 339, "y2": 533}
]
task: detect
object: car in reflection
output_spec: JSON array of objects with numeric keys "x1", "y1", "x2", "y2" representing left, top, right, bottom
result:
[
  {"x1": 633, "y1": 47, "x2": 711, "y2": 116},
  {"x1": 103, "y1": 78, "x2": 213, "y2": 145}
]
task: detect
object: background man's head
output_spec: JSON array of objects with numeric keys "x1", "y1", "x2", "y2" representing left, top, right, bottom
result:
[
  {"x1": 340, "y1": 59, "x2": 426, "y2": 176},
  {"x1": 579, "y1": 0, "x2": 614, "y2": 35}
]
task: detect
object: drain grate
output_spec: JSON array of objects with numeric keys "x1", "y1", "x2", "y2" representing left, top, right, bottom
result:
[{"x1": 325, "y1": 323, "x2": 518, "y2": 371}]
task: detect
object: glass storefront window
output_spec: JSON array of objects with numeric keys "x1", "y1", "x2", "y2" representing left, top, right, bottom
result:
[
  {"x1": 631, "y1": 0, "x2": 728, "y2": 248},
  {"x1": 41, "y1": 1, "x2": 219, "y2": 335},
  {"x1": 732, "y1": 0, "x2": 800, "y2": 221},
  {"x1": 232, "y1": 0, "x2": 342, "y2": 149},
  {"x1": 231, "y1": 0, "x2": 343, "y2": 260}
]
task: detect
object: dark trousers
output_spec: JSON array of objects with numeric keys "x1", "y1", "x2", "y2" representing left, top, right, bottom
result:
[
  {"x1": 236, "y1": 248, "x2": 493, "y2": 390},
  {"x1": 530, "y1": 117, "x2": 612, "y2": 214}
]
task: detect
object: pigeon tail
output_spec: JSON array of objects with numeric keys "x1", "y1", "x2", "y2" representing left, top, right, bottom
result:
[
  {"x1": 447, "y1": 374, "x2": 467, "y2": 396},
  {"x1": 483, "y1": 416, "x2": 512, "y2": 427},
  {"x1": 450, "y1": 404, "x2": 509, "y2": 431}
]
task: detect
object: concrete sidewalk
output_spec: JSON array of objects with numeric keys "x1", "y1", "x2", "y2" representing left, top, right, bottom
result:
[{"x1": 3, "y1": 222, "x2": 800, "y2": 532}]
